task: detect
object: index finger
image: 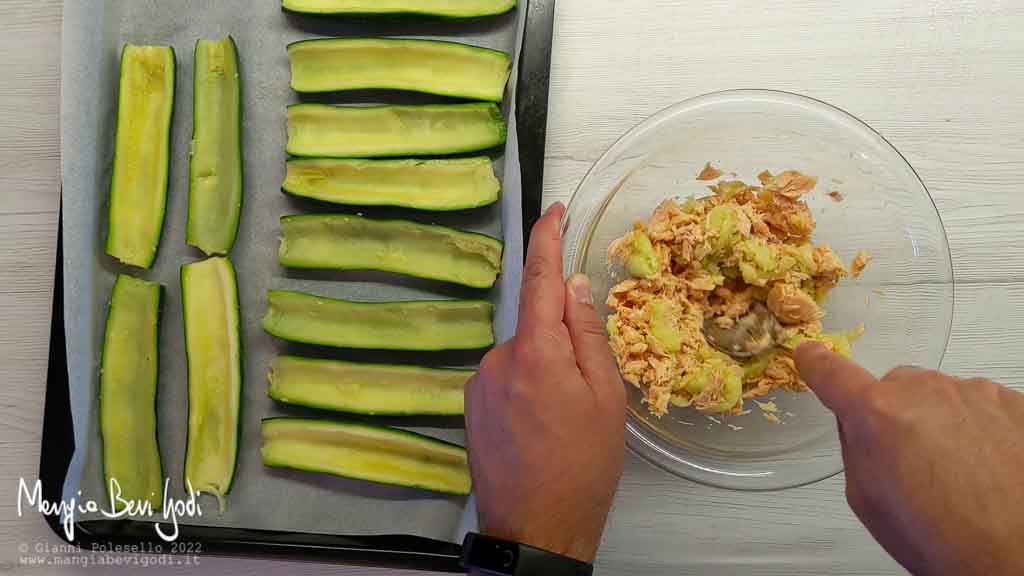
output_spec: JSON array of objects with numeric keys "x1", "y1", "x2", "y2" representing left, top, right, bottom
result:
[
  {"x1": 795, "y1": 342, "x2": 878, "y2": 419},
  {"x1": 517, "y1": 202, "x2": 567, "y2": 336}
]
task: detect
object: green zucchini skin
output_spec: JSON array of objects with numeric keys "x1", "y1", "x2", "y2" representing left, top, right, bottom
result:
[
  {"x1": 260, "y1": 417, "x2": 471, "y2": 495},
  {"x1": 278, "y1": 214, "x2": 504, "y2": 288},
  {"x1": 281, "y1": 0, "x2": 516, "y2": 18},
  {"x1": 262, "y1": 290, "x2": 495, "y2": 351},
  {"x1": 187, "y1": 36, "x2": 243, "y2": 256},
  {"x1": 181, "y1": 257, "x2": 242, "y2": 511},
  {"x1": 106, "y1": 44, "x2": 176, "y2": 269},
  {"x1": 269, "y1": 355, "x2": 471, "y2": 415},
  {"x1": 288, "y1": 38, "x2": 511, "y2": 101},
  {"x1": 286, "y1": 103, "x2": 506, "y2": 158},
  {"x1": 99, "y1": 274, "x2": 165, "y2": 512},
  {"x1": 282, "y1": 157, "x2": 500, "y2": 211}
]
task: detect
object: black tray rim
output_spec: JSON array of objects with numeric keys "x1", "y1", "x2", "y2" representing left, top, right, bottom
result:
[{"x1": 37, "y1": 0, "x2": 554, "y2": 570}]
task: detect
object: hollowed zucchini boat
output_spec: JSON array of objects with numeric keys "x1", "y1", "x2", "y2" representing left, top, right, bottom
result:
[
  {"x1": 187, "y1": 36, "x2": 243, "y2": 256},
  {"x1": 106, "y1": 45, "x2": 175, "y2": 269},
  {"x1": 278, "y1": 214, "x2": 503, "y2": 288},
  {"x1": 99, "y1": 274, "x2": 164, "y2": 512},
  {"x1": 269, "y1": 356, "x2": 470, "y2": 415},
  {"x1": 281, "y1": 0, "x2": 516, "y2": 19},
  {"x1": 181, "y1": 256, "x2": 242, "y2": 510},
  {"x1": 261, "y1": 418, "x2": 471, "y2": 495},
  {"x1": 286, "y1": 103, "x2": 506, "y2": 158},
  {"x1": 262, "y1": 290, "x2": 494, "y2": 351},
  {"x1": 289, "y1": 38, "x2": 510, "y2": 101},
  {"x1": 282, "y1": 157, "x2": 500, "y2": 211}
]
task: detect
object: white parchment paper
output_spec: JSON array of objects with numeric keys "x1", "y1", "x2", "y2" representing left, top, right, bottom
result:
[{"x1": 60, "y1": 0, "x2": 526, "y2": 543}]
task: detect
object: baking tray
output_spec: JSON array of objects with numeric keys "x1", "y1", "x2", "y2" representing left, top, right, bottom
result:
[{"x1": 41, "y1": 0, "x2": 554, "y2": 570}]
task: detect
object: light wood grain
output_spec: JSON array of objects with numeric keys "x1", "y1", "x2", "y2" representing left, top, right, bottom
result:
[
  {"x1": 544, "y1": 0, "x2": 1024, "y2": 284},
  {"x1": 0, "y1": 2, "x2": 62, "y2": 217},
  {"x1": 1, "y1": 0, "x2": 1023, "y2": 574}
]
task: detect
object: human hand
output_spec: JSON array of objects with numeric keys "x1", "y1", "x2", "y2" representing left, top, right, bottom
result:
[
  {"x1": 795, "y1": 344, "x2": 1024, "y2": 576},
  {"x1": 465, "y1": 202, "x2": 626, "y2": 563}
]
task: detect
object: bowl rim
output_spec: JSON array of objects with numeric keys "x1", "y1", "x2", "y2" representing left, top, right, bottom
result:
[{"x1": 561, "y1": 88, "x2": 955, "y2": 491}]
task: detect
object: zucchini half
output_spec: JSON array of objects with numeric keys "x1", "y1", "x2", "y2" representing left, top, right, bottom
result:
[
  {"x1": 99, "y1": 275, "x2": 164, "y2": 512},
  {"x1": 282, "y1": 0, "x2": 516, "y2": 18},
  {"x1": 187, "y1": 36, "x2": 243, "y2": 256},
  {"x1": 269, "y1": 356, "x2": 471, "y2": 415},
  {"x1": 262, "y1": 290, "x2": 494, "y2": 351},
  {"x1": 260, "y1": 418, "x2": 471, "y2": 495},
  {"x1": 182, "y1": 257, "x2": 242, "y2": 511},
  {"x1": 279, "y1": 214, "x2": 504, "y2": 288},
  {"x1": 282, "y1": 157, "x2": 500, "y2": 211},
  {"x1": 288, "y1": 38, "x2": 511, "y2": 101},
  {"x1": 106, "y1": 44, "x2": 175, "y2": 269},
  {"x1": 286, "y1": 103, "x2": 506, "y2": 158}
]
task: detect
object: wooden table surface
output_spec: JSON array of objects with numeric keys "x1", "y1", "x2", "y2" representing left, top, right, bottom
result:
[{"x1": 2, "y1": 0, "x2": 1023, "y2": 574}]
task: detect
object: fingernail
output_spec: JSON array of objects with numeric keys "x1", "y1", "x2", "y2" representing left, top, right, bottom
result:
[
  {"x1": 795, "y1": 341, "x2": 823, "y2": 352},
  {"x1": 569, "y1": 273, "x2": 593, "y2": 305},
  {"x1": 794, "y1": 341, "x2": 828, "y2": 362},
  {"x1": 545, "y1": 202, "x2": 567, "y2": 238},
  {"x1": 545, "y1": 201, "x2": 566, "y2": 216}
]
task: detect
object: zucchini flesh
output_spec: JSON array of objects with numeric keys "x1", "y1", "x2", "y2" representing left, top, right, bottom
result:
[
  {"x1": 106, "y1": 45, "x2": 175, "y2": 269},
  {"x1": 286, "y1": 103, "x2": 506, "y2": 158},
  {"x1": 100, "y1": 275, "x2": 164, "y2": 512},
  {"x1": 269, "y1": 356, "x2": 470, "y2": 415},
  {"x1": 182, "y1": 257, "x2": 242, "y2": 510},
  {"x1": 187, "y1": 36, "x2": 243, "y2": 256},
  {"x1": 262, "y1": 290, "x2": 494, "y2": 351},
  {"x1": 282, "y1": 0, "x2": 516, "y2": 18},
  {"x1": 279, "y1": 214, "x2": 503, "y2": 288},
  {"x1": 260, "y1": 418, "x2": 471, "y2": 495},
  {"x1": 282, "y1": 157, "x2": 500, "y2": 211},
  {"x1": 288, "y1": 38, "x2": 510, "y2": 101}
]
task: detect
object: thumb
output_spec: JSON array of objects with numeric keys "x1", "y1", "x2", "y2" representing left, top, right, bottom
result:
[
  {"x1": 564, "y1": 274, "x2": 621, "y2": 392},
  {"x1": 795, "y1": 342, "x2": 878, "y2": 419}
]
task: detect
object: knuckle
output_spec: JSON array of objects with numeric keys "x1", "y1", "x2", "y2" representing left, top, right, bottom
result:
[
  {"x1": 463, "y1": 381, "x2": 478, "y2": 408},
  {"x1": 513, "y1": 330, "x2": 562, "y2": 360},
  {"x1": 477, "y1": 346, "x2": 506, "y2": 378},
  {"x1": 844, "y1": 485, "x2": 864, "y2": 513},
  {"x1": 882, "y1": 365, "x2": 921, "y2": 381},
  {"x1": 503, "y1": 378, "x2": 531, "y2": 401},
  {"x1": 997, "y1": 383, "x2": 1024, "y2": 404},
  {"x1": 862, "y1": 386, "x2": 918, "y2": 431},
  {"x1": 579, "y1": 317, "x2": 610, "y2": 340},
  {"x1": 961, "y1": 377, "x2": 997, "y2": 396},
  {"x1": 957, "y1": 377, "x2": 994, "y2": 402},
  {"x1": 861, "y1": 385, "x2": 892, "y2": 417},
  {"x1": 522, "y1": 255, "x2": 554, "y2": 288},
  {"x1": 510, "y1": 338, "x2": 532, "y2": 361},
  {"x1": 843, "y1": 472, "x2": 878, "y2": 519},
  {"x1": 845, "y1": 490, "x2": 872, "y2": 524}
]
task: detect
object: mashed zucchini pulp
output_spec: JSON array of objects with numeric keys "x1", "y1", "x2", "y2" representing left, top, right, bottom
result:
[{"x1": 605, "y1": 169, "x2": 869, "y2": 417}]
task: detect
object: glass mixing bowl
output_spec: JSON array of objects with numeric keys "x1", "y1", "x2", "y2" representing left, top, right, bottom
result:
[{"x1": 561, "y1": 90, "x2": 954, "y2": 490}]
